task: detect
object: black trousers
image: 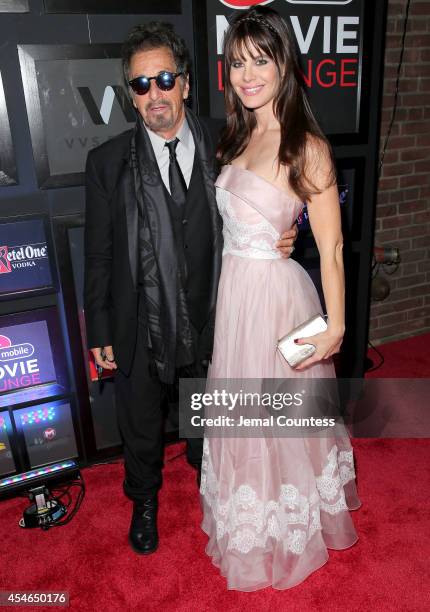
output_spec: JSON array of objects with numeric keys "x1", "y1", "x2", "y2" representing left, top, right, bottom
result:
[{"x1": 114, "y1": 323, "x2": 204, "y2": 503}]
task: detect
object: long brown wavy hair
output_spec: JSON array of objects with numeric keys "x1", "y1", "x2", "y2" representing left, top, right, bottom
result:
[{"x1": 218, "y1": 6, "x2": 336, "y2": 202}]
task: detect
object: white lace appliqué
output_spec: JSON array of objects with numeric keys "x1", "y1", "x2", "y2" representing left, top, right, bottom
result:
[
  {"x1": 201, "y1": 439, "x2": 356, "y2": 556},
  {"x1": 217, "y1": 188, "x2": 282, "y2": 260}
]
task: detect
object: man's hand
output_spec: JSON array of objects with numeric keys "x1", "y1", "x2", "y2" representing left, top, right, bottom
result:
[
  {"x1": 91, "y1": 346, "x2": 117, "y2": 371},
  {"x1": 276, "y1": 224, "x2": 298, "y2": 258}
]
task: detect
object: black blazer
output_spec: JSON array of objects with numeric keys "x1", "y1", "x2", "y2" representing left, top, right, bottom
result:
[{"x1": 83, "y1": 116, "x2": 224, "y2": 375}]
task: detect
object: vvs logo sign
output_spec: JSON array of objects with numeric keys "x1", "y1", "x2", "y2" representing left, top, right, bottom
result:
[{"x1": 77, "y1": 85, "x2": 135, "y2": 125}]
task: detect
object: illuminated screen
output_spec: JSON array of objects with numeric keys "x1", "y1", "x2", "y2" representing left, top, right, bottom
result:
[
  {"x1": 0, "y1": 321, "x2": 56, "y2": 394},
  {"x1": 13, "y1": 400, "x2": 78, "y2": 468},
  {"x1": 0, "y1": 308, "x2": 69, "y2": 408}
]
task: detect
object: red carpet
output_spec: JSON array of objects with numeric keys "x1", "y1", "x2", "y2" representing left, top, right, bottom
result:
[
  {"x1": 1, "y1": 334, "x2": 429, "y2": 611},
  {"x1": 1, "y1": 439, "x2": 429, "y2": 611},
  {"x1": 366, "y1": 332, "x2": 430, "y2": 378}
]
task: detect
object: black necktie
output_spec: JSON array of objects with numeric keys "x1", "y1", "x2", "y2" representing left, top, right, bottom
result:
[{"x1": 165, "y1": 138, "x2": 187, "y2": 208}]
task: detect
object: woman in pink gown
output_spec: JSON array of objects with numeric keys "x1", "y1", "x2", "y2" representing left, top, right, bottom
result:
[{"x1": 200, "y1": 7, "x2": 361, "y2": 591}]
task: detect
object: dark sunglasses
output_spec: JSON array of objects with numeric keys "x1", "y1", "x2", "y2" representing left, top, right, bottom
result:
[{"x1": 128, "y1": 71, "x2": 184, "y2": 95}]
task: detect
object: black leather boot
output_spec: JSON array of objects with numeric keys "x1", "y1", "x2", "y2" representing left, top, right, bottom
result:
[{"x1": 128, "y1": 497, "x2": 159, "y2": 555}]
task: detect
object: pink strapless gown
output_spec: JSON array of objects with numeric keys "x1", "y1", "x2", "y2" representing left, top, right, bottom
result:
[{"x1": 200, "y1": 165, "x2": 361, "y2": 591}]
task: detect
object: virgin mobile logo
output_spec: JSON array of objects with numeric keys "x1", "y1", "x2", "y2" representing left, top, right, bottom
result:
[
  {"x1": 0, "y1": 335, "x2": 35, "y2": 362},
  {"x1": 219, "y1": 0, "x2": 353, "y2": 6}
]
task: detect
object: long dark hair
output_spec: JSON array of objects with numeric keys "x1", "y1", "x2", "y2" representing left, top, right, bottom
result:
[{"x1": 218, "y1": 6, "x2": 336, "y2": 202}]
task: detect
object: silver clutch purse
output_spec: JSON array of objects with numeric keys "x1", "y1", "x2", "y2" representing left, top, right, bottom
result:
[{"x1": 277, "y1": 314, "x2": 328, "y2": 368}]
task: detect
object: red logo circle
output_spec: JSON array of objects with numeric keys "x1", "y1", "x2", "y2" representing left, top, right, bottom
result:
[
  {"x1": 0, "y1": 335, "x2": 11, "y2": 348},
  {"x1": 219, "y1": 0, "x2": 275, "y2": 8}
]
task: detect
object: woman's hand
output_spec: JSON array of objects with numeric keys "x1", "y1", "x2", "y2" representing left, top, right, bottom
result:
[{"x1": 293, "y1": 328, "x2": 344, "y2": 371}]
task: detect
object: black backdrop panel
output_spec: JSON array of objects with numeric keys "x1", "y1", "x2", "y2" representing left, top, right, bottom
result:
[
  {"x1": 67, "y1": 223, "x2": 121, "y2": 452},
  {"x1": 53, "y1": 214, "x2": 121, "y2": 461},
  {"x1": 18, "y1": 44, "x2": 136, "y2": 189},
  {"x1": 337, "y1": 157, "x2": 365, "y2": 244},
  {"x1": 0, "y1": 1, "x2": 386, "y2": 462},
  {"x1": 0, "y1": 70, "x2": 17, "y2": 186},
  {"x1": 294, "y1": 156, "x2": 365, "y2": 255},
  {"x1": 193, "y1": 0, "x2": 387, "y2": 377},
  {"x1": 194, "y1": 0, "x2": 366, "y2": 137},
  {"x1": 43, "y1": 0, "x2": 181, "y2": 14},
  {"x1": 0, "y1": 1, "x2": 195, "y2": 462}
]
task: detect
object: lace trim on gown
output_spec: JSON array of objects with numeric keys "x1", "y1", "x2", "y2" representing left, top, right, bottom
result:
[
  {"x1": 217, "y1": 188, "x2": 282, "y2": 260},
  {"x1": 201, "y1": 439, "x2": 356, "y2": 556}
]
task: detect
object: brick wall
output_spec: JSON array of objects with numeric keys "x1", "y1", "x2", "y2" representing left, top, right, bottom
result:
[{"x1": 369, "y1": 0, "x2": 430, "y2": 343}]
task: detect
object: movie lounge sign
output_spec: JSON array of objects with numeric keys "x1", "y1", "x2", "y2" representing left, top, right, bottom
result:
[
  {"x1": 206, "y1": 0, "x2": 364, "y2": 134},
  {"x1": 0, "y1": 321, "x2": 56, "y2": 393}
]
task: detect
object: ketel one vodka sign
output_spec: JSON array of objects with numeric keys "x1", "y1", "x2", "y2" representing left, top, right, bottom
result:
[
  {"x1": 0, "y1": 219, "x2": 53, "y2": 296},
  {"x1": 0, "y1": 321, "x2": 56, "y2": 394}
]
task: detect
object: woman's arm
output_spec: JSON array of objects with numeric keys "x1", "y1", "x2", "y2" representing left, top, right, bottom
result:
[{"x1": 294, "y1": 138, "x2": 344, "y2": 370}]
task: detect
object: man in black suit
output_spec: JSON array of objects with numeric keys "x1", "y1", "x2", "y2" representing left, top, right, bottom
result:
[{"x1": 84, "y1": 22, "x2": 296, "y2": 556}]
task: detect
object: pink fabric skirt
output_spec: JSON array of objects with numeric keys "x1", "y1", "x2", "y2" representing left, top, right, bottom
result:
[{"x1": 200, "y1": 255, "x2": 361, "y2": 591}]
